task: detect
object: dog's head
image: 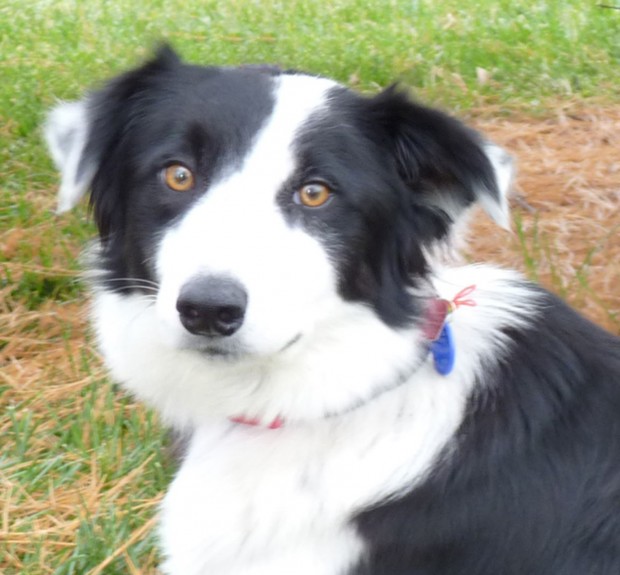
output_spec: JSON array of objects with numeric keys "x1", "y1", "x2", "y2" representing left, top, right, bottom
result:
[{"x1": 46, "y1": 47, "x2": 512, "y2": 424}]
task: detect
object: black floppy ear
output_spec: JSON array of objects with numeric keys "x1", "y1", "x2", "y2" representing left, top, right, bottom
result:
[
  {"x1": 44, "y1": 45, "x2": 182, "y2": 216},
  {"x1": 369, "y1": 86, "x2": 512, "y2": 230}
]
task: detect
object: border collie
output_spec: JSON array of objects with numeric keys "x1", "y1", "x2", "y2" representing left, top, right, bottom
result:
[{"x1": 45, "y1": 47, "x2": 620, "y2": 574}]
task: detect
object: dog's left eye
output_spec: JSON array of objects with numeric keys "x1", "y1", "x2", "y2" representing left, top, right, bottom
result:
[
  {"x1": 294, "y1": 183, "x2": 332, "y2": 208},
  {"x1": 163, "y1": 164, "x2": 195, "y2": 192}
]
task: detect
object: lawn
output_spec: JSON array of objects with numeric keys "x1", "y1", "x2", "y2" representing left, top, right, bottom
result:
[{"x1": 1, "y1": 1, "x2": 619, "y2": 573}]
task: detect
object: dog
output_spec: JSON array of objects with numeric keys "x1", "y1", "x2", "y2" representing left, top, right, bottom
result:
[{"x1": 45, "y1": 46, "x2": 620, "y2": 574}]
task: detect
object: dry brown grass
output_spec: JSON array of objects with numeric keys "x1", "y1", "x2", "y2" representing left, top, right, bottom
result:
[
  {"x1": 1, "y1": 207, "x2": 164, "y2": 572},
  {"x1": 470, "y1": 102, "x2": 620, "y2": 333},
  {"x1": 1, "y1": 321, "x2": 163, "y2": 572},
  {"x1": 1, "y1": 102, "x2": 619, "y2": 573}
]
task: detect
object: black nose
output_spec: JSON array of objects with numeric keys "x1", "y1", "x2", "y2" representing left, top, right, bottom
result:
[{"x1": 176, "y1": 276, "x2": 248, "y2": 337}]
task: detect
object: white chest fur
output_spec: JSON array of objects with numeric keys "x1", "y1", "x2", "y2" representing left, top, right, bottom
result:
[{"x1": 158, "y1": 355, "x2": 476, "y2": 575}]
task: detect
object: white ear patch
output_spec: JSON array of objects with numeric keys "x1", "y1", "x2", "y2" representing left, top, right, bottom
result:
[
  {"x1": 44, "y1": 100, "x2": 95, "y2": 213},
  {"x1": 480, "y1": 142, "x2": 514, "y2": 229}
]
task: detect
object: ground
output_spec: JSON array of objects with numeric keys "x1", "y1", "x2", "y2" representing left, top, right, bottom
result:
[{"x1": 472, "y1": 103, "x2": 620, "y2": 333}]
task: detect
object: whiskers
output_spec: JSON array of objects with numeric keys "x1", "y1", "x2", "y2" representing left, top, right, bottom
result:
[{"x1": 104, "y1": 277, "x2": 160, "y2": 306}]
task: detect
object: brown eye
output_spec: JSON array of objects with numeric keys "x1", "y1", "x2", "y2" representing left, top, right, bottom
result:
[
  {"x1": 296, "y1": 183, "x2": 332, "y2": 208},
  {"x1": 163, "y1": 164, "x2": 195, "y2": 192}
]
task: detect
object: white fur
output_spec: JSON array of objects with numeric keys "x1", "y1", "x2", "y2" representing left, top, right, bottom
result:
[
  {"x1": 482, "y1": 142, "x2": 514, "y2": 229},
  {"x1": 44, "y1": 101, "x2": 94, "y2": 213},
  {"x1": 154, "y1": 266, "x2": 538, "y2": 574}
]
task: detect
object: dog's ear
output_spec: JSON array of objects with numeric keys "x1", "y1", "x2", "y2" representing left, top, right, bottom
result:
[
  {"x1": 368, "y1": 86, "x2": 513, "y2": 230},
  {"x1": 44, "y1": 45, "x2": 182, "y2": 215},
  {"x1": 44, "y1": 100, "x2": 94, "y2": 213}
]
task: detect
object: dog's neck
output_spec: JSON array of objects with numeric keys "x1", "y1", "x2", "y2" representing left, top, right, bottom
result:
[{"x1": 228, "y1": 285, "x2": 478, "y2": 430}]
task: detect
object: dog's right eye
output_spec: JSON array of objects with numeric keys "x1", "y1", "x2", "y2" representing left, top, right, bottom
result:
[
  {"x1": 294, "y1": 183, "x2": 332, "y2": 208},
  {"x1": 163, "y1": 164, "x2": 195, "y2": 192}
]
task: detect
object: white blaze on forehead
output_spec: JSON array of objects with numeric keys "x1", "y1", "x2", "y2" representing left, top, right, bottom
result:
[
  {"x1": 155, "y1": 73, "x2": 341, "y2": 354},
  {"x1": 235, "y1": 73, "x2": 338, "y2": 185}
]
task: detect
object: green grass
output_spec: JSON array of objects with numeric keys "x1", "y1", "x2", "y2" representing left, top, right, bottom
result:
[
  {"x1": 2, "y1": 1, "x2": 619, "y2": 572},
  {"x1": 2, "y1": 0, "x2": 619, "y2": 225}
]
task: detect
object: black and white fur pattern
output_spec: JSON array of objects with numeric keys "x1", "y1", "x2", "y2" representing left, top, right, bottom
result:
[{"x1": 45, "y1": 47, "x2": 620, "y2": 574}]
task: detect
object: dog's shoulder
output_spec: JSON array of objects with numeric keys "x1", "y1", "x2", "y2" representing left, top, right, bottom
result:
[{"x1": 353, "y1": 279, "x2": 620, "y2": 575}]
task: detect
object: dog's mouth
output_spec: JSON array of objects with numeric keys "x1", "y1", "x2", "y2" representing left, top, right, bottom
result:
[
  {"x1": 192, "y1": 339, "x2": 245, "y2": 360},
  {"x1": 200, "y1": 345, "x2": 240, "y2": 359},
  {"x1": 279, "y1": 333, "x2": 302, "y2": 352},
  {"x1": 184, "y1": 332, "x2": 303, "y2": 360}
]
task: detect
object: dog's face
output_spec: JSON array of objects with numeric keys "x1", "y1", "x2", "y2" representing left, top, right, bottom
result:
[{"x1": 46, "y1": 47, "x2": 512, "y2": 425}]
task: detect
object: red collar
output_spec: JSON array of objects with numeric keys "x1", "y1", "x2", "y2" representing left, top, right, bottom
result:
[{"x1": 229, "y1": 415, "x2": 285, "y2": 429}]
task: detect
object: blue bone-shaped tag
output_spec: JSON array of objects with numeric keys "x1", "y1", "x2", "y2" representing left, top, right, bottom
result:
[{"x1": 431, "y1": 322, "x2": 455, "y2": 376}]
